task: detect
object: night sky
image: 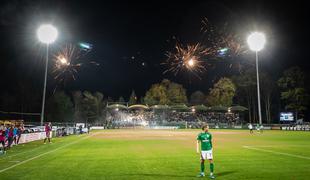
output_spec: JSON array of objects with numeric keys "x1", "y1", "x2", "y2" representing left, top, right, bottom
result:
[{"x1": 0, "y1": 0, "x2": 309, "y2": 101}]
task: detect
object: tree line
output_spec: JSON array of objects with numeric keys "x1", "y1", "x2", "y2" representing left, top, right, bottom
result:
[{"x1": 0, "y1": 66, "x2": 308, "y2": 124}]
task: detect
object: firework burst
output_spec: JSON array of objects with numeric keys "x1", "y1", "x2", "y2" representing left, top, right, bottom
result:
[
  {"x1": 164, "y1": 18, "x2": 251, "y2": 77},
  {"x1": 163, "y1": 42, "x2": 212, "y2": 78},
  {"x1": 201, "y1": 18, "x2": 247, "y2": 57},
  {"x1": 216, "y1": 33, "x2": 247, "y2": 58},
  {"x1": 53, "y1": 44, "x2": 81, "y2": 82},
  {"x1": 201, "y1": 18, "x2": 250, "y2": 72},
  {"x1": 52, "y1": 43, "x2": 99, "y2": 92}
]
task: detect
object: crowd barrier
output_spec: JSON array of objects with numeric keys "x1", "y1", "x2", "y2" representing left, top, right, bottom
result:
[
  {"x1": 18, "y1": 132, "x2": 48, "y2": 144},
  {"x1": 148, "y1": 126, "x2": 179, "y2": 129},
  {"x1": 281, "y1": 126, "x2": 310, "y2": 131},
  {"x1": 91, "y1": 126, "x2": 105, "y2": 130}
]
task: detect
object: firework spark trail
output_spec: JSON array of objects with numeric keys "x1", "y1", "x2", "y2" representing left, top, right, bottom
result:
[
  {"x1": 52, "y1": 44, "x2": 99, "y2": 92},
  {"x1": 201, "y1": 17, "x2": 248, "y2": 57},
  {"x1": 200, "y1": 18, "x2": 251, "y2": 73},
  {"x1": 163, "y1": 42, "x2": 209, "y2": 78},
  {"x1": 163, "y1": 35, "x2": 221, "y2": 78},
  {"x1": 163, "y1": 18, "x2": 223, "y2": 77},
  {"x1": 164, "y1": 18, "x2": 251, "y2": 77},
  {"x1": 53, "y1": 44, "x2": 81, "y2": 82},
  {"x1": 215, "y1": 32, "x2": 251, "y2": 73}
]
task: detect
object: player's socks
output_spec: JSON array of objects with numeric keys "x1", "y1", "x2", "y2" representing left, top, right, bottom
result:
[
  {"x1": 201, "y1": 162, "x2": 205, "y2": 173},
  {"x1": 210, "y1": 163, "x2": 214, "y2": 174}
]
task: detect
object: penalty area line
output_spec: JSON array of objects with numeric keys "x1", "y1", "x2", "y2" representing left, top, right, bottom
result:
[
  {"x1": 243, "y1": 146, "x2": 310, "y2": 160},
  {"x1": 0, "y1": 133, "x2": 97, "y2": 173}
]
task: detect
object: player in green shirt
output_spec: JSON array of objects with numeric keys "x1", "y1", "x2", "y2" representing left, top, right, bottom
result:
[{"x1": 196, "y1": 124, "x2": 215, "y2": 179}]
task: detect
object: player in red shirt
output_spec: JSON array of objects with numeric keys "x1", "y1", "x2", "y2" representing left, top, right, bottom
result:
[
  {"x1": 0, "y1": 126, "x2": 6, "y2": 154},
  {"x1": 43, "y1": 122, "x2": 52, "y2": 144}
]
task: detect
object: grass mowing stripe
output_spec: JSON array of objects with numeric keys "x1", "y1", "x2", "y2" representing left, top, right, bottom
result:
[
  {"x1": 0, "y1": 133, "x2": 97, "y2": 173},
  {"x1": 1, "y1": 144, "x2": 47, "y2": 160},
  {"x1": 2, "y1": 130, "x2": 310, "y2": 180},
  {"x1": 243, "y1": 146, "x2": 310, "y2": 160},
  {"x1": 0, "y1": 135, "x2": 77, "y2": 161}
]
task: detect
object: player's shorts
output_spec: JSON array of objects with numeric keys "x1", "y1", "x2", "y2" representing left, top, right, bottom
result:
[
  {"x1": 46, "y1": 132, "x2": 50, "y2": 138},
  {"x1": 201, "y1": 149, "x2": 213, "y2": 160}
]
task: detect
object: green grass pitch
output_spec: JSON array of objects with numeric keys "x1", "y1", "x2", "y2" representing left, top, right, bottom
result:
[{"x1": 0, "y1": 129, "x2": 310, "y2": 179}]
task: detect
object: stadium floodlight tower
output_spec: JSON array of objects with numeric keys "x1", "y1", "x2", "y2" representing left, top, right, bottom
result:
[
  {"x1": 247, "y1": 32, "x2": 266, "y2": 125},
  {"x1": 37, "y1": 24, "x2": 58, "y2": 126}
]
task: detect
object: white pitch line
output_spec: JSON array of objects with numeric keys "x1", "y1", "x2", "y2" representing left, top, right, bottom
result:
[
  {"x1": 243, "y1": 146, "x2": 310, "y2": 160},
  {"x1": 0, "y1": 145, "x2": 47, "y2": 160},
  {"x1": 0, "y1": 134, "x2": 97, "y2": 173},
  {"x1": 0, "y1": 140, "x2": 68, "y2": 160},
  {"x1": 244, "y1": 145, "x2": 310, "y2": 148}
]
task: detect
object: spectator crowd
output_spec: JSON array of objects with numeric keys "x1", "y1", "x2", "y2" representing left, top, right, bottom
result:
[{"x1": 0, "y1": 123, "x2": 24, "y2": 154}]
